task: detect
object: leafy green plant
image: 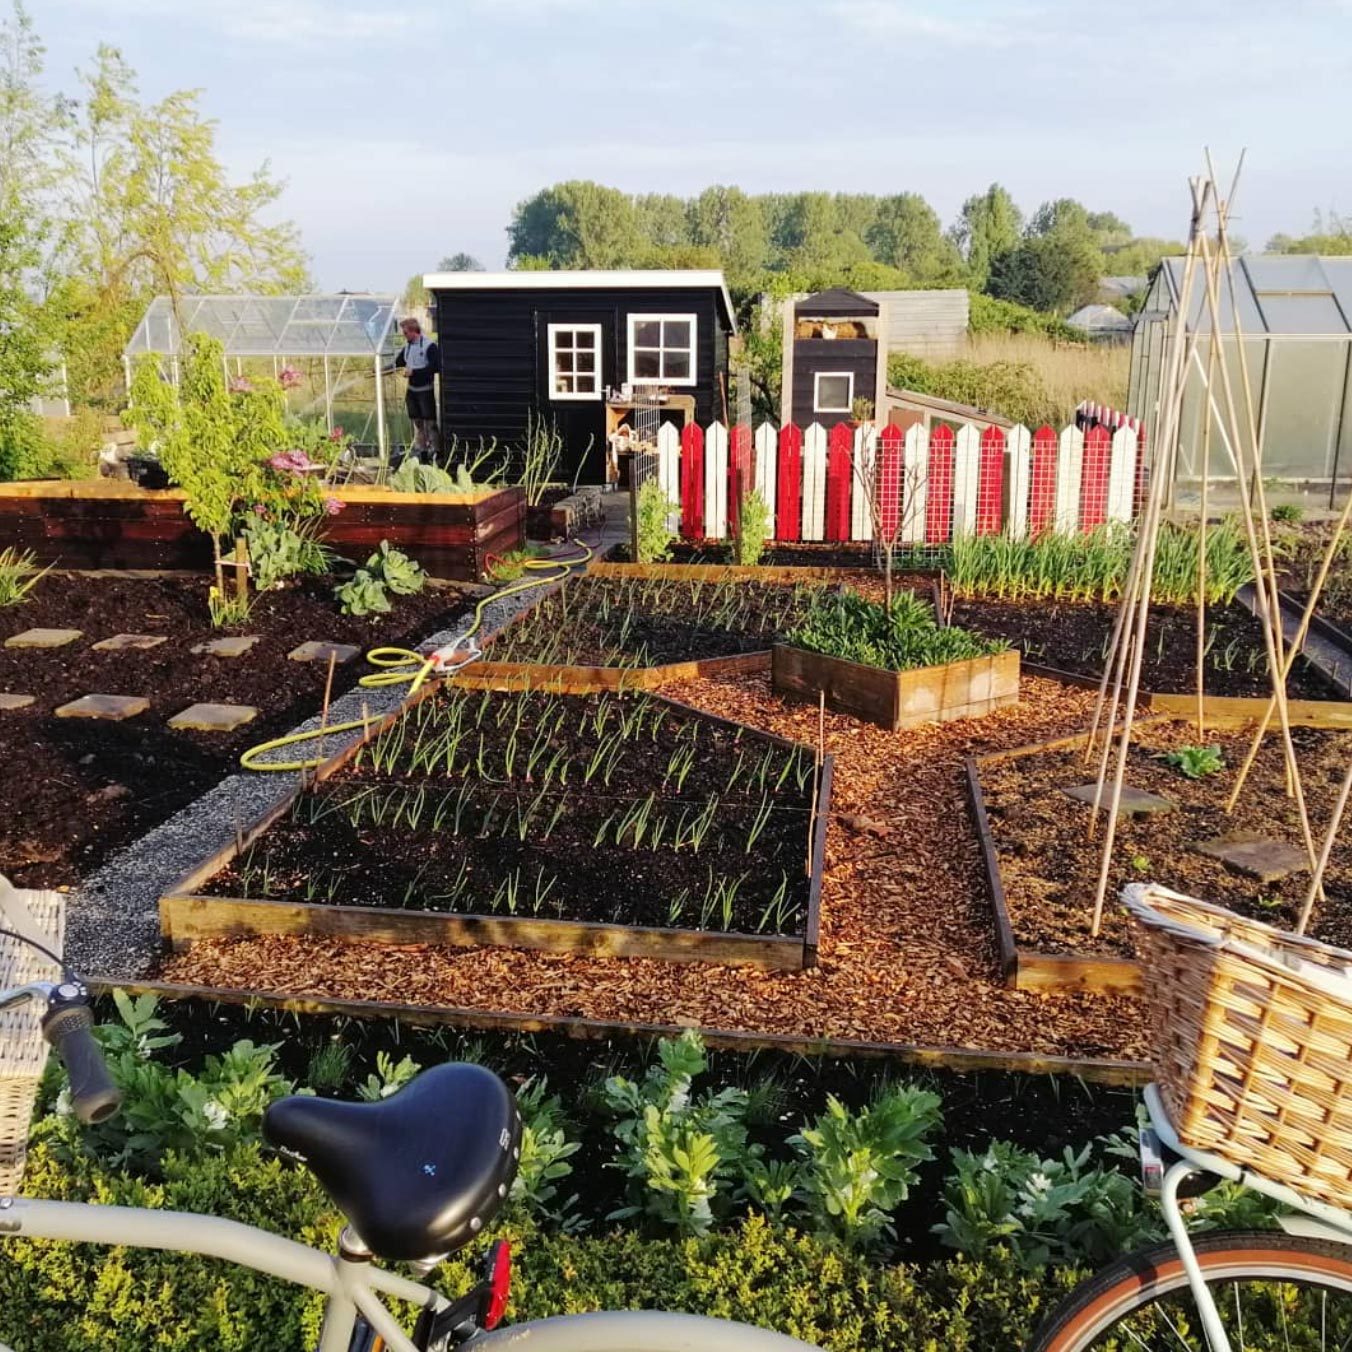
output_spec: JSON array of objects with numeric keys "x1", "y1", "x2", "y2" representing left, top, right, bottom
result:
[
  {"x1": 733, "y1": 489, "x2": 772, "y2": 567},
  {"x1": 791, "y1": 1087, "x2": 942, "y2": 1248},
  {"x1": 242, "y1": 516, "x2": 333, "y2": 591},
  {"x1": 355, "y1": 1051, "x2": 420, "y2": 1101},
  {"x1": 304, "y1": 1040, "x2": 352, "y2": 1093},
  {"x1": 788, "y1": 588, "x2": 1004, "y2": 672},
  {"x1": 335, "y1": 540, "x2": 426, "y2": 615},
  {"x1": 0, "y1": 546, "x2": 49, "y2": 606},
  {"x1": 1161, "y1": 744, "x2": 1225, "y2": 779},
  {"x1": 207, "y1": 584, "x2": 253, "y2": 629},
  {"x1": 635, "y1": 478, "x2": 678, "y2": 563},
  {"x1": 389, "y1": 457, "x2": 477, "y2": 494},
  {"x1": 519, "y1": 410, "x2": 565, "y2": 507},
  {"x1": 1271, "y1": 503, "x2": 1303, "y2": 523},
  {"x1": 512, "y1": 1078, "x2": 581, "y2": 1226}
]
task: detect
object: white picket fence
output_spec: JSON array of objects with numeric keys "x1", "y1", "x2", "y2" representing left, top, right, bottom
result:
[{"x1": 650, "y1": 419, "x2": 1143, "y2": 545}]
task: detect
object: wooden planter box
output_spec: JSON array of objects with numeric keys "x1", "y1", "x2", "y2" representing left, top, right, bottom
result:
[
  {"x1": 0, "y1": 480, "x2": 523, "y2": 581},
  {"x1": 772, "y1": 644, "x2": 1020, "y2": 730}
]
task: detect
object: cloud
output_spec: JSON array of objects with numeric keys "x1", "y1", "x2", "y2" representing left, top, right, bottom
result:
[{"x1": 828, "y1": 0, "x2": 1036, "y2": 48}]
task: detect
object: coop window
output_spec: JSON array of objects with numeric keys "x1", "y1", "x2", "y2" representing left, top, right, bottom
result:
[
  {"x1": 627, "y1": 314, "x2": 697, "y2": 386},
  {"x1": 547, "y1": 324, "x2": 602, "y2": 400},
  {"x1": 814, "y1": 371, "x2": 854, "y2": 414}
]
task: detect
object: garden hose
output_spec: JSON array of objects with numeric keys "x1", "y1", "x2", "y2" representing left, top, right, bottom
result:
[{"x1": 238, "y1": 539, "x2": 594, "y2": 773}]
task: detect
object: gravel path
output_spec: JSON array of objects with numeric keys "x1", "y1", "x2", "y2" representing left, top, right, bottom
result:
[{"x1": 66, "y1": 509, "x2": 625, "y2": 980}]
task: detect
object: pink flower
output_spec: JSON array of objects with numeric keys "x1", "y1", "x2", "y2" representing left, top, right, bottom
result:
[
  {"x1": 329, "y1": 426, "x2": 346, "y2": 443},
  {"x1": 268, "y1": 449, "x2": 323, "y2": 474},
  {"x1": 323, "y1": 496, "x2": 344, "y2": 516},
  {"x1": 228, "y1": 375, "x2": 253, "y2": 394},
  {"x1": 253, "y1": 503, "x2": 268, "y2": 516},
  {"x1": 278, "y1": 366, "x2": 303, "y2": 390}
]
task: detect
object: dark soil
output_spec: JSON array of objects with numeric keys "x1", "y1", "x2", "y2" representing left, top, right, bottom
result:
[
  {"x1": 202, "y1": 688, "x2": 816, "y2": 936},
  {"x1": 487, "y1": 573, "x2": 933, "y2": 668},
  {"x1": 951, "y1": 595, "x2": 1336, "y2": 699},
  {"x1": 982, "y1": 720, "x2": 1352, "y2": 959},
  {"x1": 0, "y1": 574, "x2": 470, "y2": 887}
]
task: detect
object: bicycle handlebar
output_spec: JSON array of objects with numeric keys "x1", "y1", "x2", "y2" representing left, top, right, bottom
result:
[{"x1": 41, "y1": 985, "x2": 121, "y2": 1125}]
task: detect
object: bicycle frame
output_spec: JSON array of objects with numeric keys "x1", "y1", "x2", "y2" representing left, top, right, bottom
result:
[{"x1": 1144, "y1": 1084, "x2": 1352, "y2": 1352}]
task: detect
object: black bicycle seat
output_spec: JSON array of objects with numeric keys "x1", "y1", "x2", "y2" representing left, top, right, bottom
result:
[{"x1": 263, "y1": 1063, "x2": 521, "y2": 1261}]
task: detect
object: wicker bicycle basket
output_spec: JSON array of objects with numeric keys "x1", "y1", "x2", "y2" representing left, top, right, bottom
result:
[
  {"x1": 1125, "y1": 882, "x2": 1352, "y2": 1210},
  {"x1": 0, "y1": 878, "x2": 64, "y2": 1196}
]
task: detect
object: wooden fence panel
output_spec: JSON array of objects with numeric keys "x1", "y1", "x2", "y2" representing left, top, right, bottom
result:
[
  {"x1": 926, "y1": 424, "x2": 955, "y2": 544},
  {"x1": 877, "y1": 423, "x2": 903, "y2": 540},
  {"x1": 728, "y1": 424, "x2": 752, "y2": 537},
  {"x1": 1079, "y1": 424, "x2": 1112, "y2": 531},
  {"x1": 851, "y1": 426, "x2": 876, "y2": 542},
  {"x1": 705, "y1": 422, "x2": 729, "y2": 540},
  {"x1": 1055, "y1": 424, "x2": 1085, "y2": 533},
  {"x1": 825, "y1": 422, "x2": 853, "y2": 542},
  {"x1": 657, "y1": 423, "x2": 681, "y2": 534},
  {"x1": 776, "y1": 423, "x2": 802, "y2": 541},
  {"x1": 754, "y1": 422, "x2": 778, "y2": 516},
  {"x1": 976, "y1": 426, "x2": 1005, "y2": 536},
  {"x1": 1107, "y1": 426, "x2": 1138, "y2": 522},
  {"x1": 1007, "y1": 424, "x2": 1032, "y2": 539},
  {"x1": 680, "y1": 422, "x2": 704, "y2": 540},
  {"x1": 1029, "y1": 425, "x2": 1058, "y2": 536},
  {"x1": 802, "y1": 423, "x2": 828, "y2": 541},
  {"x1": 901, "y1": 424, "x2": 928, "y2": 545}
]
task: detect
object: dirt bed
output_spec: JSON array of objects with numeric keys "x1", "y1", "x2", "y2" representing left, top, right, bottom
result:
[
  {"x1": 951, "y1": 596, "x2": 1335, "y2": 699},
  {"x1": 0, "y1": 574, "x2": 469, "y2": 887},
  {"x1": 983, "y1": 719, "x2": 1352, "y2": 959},
  {"x1": 161, "y1": 672, "x2": 1148, "y2": 1061}
]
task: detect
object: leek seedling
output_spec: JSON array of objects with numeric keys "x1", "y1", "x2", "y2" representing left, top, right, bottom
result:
[{"x1": 745, "y1": 794, "x2": 774, "y2": 853}]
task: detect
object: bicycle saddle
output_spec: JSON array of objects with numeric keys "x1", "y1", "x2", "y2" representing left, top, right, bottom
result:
[{"x1": 263, "y1": 1063, "x2": 521, "y2": 1261}]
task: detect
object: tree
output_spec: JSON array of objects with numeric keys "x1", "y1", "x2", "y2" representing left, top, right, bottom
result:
[
  {"x1": 506, "y1": 181, "x2": 643, "y2": 269},
  {"x1": 437, "y1": 252, "x2": 483, "y2": 272},
  {"x1": 686, "y1": 186, "x2": 767, "y2": 279},
  {"x1": 1267, "y1": 211, "x2": 1352, "y2": 255},
  {"x1": 634, "y1": 194, "x2": 690, "y2": 252},
  {"x1": 867, "y1": 193, "x2": 963, "y2": 284},
  {"x1": 950, "y1": 184, "x2": 1023, "y2": 289},
  {"x1": 987, "y1": 198, "x2": 1103, "y2": 314}
]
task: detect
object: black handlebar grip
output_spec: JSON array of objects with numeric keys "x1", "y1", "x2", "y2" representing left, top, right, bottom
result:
[{"x1": 42, "y1": 994, "x2": 122, "y2": 1125}]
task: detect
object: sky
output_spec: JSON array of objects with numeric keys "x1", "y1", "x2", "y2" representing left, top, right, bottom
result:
[{"x1": 33, "y1": 0, "x2": 1352, "y2": 294}]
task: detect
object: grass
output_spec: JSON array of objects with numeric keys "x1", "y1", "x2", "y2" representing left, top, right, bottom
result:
[
  {"x1": 0, "y1": 548, "x2": 49, "y2": 607},
  {"x1": 966, "y1": 333, "x2": 1129, "y2": 426}
]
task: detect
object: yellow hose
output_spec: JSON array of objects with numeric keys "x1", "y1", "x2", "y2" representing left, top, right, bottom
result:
[{"x1": 239, "y1": 540, "x2": 593, "y2": 773}]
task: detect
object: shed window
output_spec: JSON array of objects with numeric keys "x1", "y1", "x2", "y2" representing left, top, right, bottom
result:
[
  {"x1": 627, "y1": 314, "x2": 697, "y2": 386},
  {"x1": 547, "y1": 324, "x2": 602, "y2": 400},
  {"x1": 814, "y1": 372, "x2": 854, "y2": 413}
]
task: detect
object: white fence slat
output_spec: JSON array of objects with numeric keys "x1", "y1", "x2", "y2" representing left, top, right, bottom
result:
[
  {"x1": 952, "y1": 424, "x2": 981, "y2": 537},
  {"x1": 901, "y1": 425, "x2": 928, "y2": 545},
  {"x1": 1006, "y1": 424, "x2": 1031, "y2": 539},
  {"x1": 705, "y1": 422, "x2": 728, "y2": 540},
  {"x1": 1107, "y1": 426, "x2": 1138, "y2": 522},
  {"x1": 754, "y1": 421, "x2": 778, "y2": 514},
  {"x1": 802, "y1": 423, "x2": 827, "y2": 541},
  {"x1": 656, "y1": 423, "x2": 681, "y2": 533},
  {"x1": 1055, "y1": 425, "x2": 1085, "y2": 533},
  {"x1": 850, "y1": 426, "x2": 875, "y2": 542}
]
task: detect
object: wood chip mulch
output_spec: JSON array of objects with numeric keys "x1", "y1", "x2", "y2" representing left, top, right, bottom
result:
[{"x1": 160, "y1": 673, "x2": 1147, "y2": 1061}]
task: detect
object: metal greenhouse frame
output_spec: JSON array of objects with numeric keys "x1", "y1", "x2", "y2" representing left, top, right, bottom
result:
[
  {"x1": 1128, "y1": 255, "x2": 1352, "y2": 508},
  {"x1": 123, "y1": 294, "x2": 401, "y2": 458}
]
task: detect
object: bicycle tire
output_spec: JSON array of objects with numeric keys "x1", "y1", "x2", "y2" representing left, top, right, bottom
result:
[
  {"x1": 1029, "y1": 1229, "x2": 1352, "y2": 1351},
  {"x1": 469, "y1": 1309, "x2": 821, "y2": 1350}
]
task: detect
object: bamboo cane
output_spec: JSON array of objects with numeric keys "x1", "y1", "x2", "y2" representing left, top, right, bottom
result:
[
  {"x1": 1195, "y1": 337, "x2": 1217, "y2": 740},
  {"x1": 1298, "y1": 759, "x2": 1352, "y2": 934}
]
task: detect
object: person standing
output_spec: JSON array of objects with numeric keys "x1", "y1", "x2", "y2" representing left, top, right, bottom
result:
[{"x1": 393, "y1": 318, "x2": 440, "y2": 459}]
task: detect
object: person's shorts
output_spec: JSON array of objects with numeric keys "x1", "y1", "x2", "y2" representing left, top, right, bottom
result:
[{"x1": 405, "y1": 386, "x2": 437, "y2": 422}]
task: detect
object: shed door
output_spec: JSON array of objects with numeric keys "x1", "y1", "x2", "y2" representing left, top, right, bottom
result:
[{"x1": 537, "y1": 311, "x2": 613, "y2": 484}]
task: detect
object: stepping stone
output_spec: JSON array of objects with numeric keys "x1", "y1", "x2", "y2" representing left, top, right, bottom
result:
[
  {"x1": 0, "y1": 693, "x2": 34, "y2": 710},
  {"x1": 54, "y1": 694, "x2": 149, "y2": 721},
  {"x1": 1191, "y1": 833, "x2": 1309, "y2": 883},
  {"x1": 168, "y1": 702, "x2": 258, "y2": 732},
  {"x1": 289, "y1": 641, "x2": 359, "y2": 664},
  {"x1": 192, "y1": 636, "x2": 260, "y2": 659},
  {"x1": 1062, "y1": 784, "x2": 1176, "y2": 815},
  {"x1": 5, "y1": 628, "x2": 81, "y2": 650},
  {"x1": 91, "y1": 633, "x2": 169, "y2": 652}
]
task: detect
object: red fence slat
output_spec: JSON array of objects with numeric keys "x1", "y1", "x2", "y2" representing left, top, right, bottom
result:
[
  {"x1": 976, "y1": 426, "x2": 1005, "y2": 536},
  {"x1": 1079, "y1": 424, "x2": 1112, "y2": 532},
  {"x1": 877, "y1": 423, "x2": 903, "y2": 539},
  {"x1": 775, "y1": 424, "x2": 802, "y2": 541},
  {"x1": 1028, "y1": 425, "x2": 1058, "y2": 536},
  {"x1": 728, "y1": 424, "x2": 752, "y2": 537},
  {"x1": 680, "y1": 422, "x2": 705, "y2": 541},
  {"x1": 925, "y1": 424, "x2": 954, "y2": 544},
  {"x1": 825, "y1": 422, "x2": 853, "y2": 542}
]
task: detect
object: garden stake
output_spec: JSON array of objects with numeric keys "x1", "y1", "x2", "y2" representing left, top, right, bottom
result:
[
  {"x1": 1195, "y1": 335, "x2": 1216, "y2": 741},
  {"x1": 1298, "y1": 757, "x2": 1352, "y2": 933}
]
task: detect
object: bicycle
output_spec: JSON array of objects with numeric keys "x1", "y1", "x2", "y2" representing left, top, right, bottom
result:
[
  {"x1": 1030, "y1": 883, "x2": 1352, "y2": 1351},
  {"x1": 0, "y1": 936, "x2": 821, "y2": 1352}
]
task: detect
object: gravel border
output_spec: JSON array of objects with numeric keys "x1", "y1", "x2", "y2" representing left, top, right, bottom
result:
[{"x1": 66, "y1": 514, "x2": 625, "y2": 980}]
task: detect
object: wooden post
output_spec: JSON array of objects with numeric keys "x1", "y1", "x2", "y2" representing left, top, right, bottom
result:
[{"x1": 233, "y1": 537, "x2": 248, "y2": 601}]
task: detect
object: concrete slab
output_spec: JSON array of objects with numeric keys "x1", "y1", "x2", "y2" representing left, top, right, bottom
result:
[
  {"x1": 0, "y1": 693, "x2": 34, "y2": 709},
  {"x1": 1192, "y1": 833, "x2": 1309, "y2": 883},
  {"x1": 54, "y1": 694, "x2": 150, "y2": 721},
  {"x1": 192, "y1": 636, "x2": 260, "y2": 658},
  {"x1": 5, "y1": 628, "x2": 82, "y2": 649},
  {"x1": 91, "y1": 633, "x2": 169, "y2": 652},
  {"x1": 1062, "y1": 784, "x2": 1176, "y2": 815},
  {"x1": 289, "y1": 641, "x2": 359, "y2": 664},
  {"x1": 168, "y1": 702, "x2": 258, "y2": 732}
]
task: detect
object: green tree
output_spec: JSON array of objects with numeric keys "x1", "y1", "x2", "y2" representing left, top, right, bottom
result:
[
  {"x1": 438, "y1": 252, "x2": 483, "y2": 271},
  {"x1": 634, "y1": 193, "x2": 691, "y2": 251},
  {"x1": 1267, "y1": 211, "x2": 1352, "y2": 255},
  {"x1": 867, "y1": 193, "x2": 963, "y2": 283},
  {"x1": 506, "y1": 181, "x2": 643, "y2": 268},
  {"x1": 686, "y1": 185, "x2": 767, "y2": 279},
  {"x1": 950, "y1": 183, "x2": 1023, "y2": 290},
  {"x1": 988, "y1": 198, "x2": 1103, "y2": 314}
]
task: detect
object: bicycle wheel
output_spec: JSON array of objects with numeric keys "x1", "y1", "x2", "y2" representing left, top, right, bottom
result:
[
  {"x1": 471, "y1": 1310, "x2": 821, "y2": 1350},
  {"x1": 1030, "y1": 1230, "x2": 1352, "y2": 1350}
]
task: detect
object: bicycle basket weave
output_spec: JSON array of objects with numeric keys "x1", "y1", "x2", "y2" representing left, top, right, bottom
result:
[
  {"x1": 0, "y1": 879, "x2": 64, "y2": 1196},
  {"x1": 1124, "y1": 882, "x2": 1352, "y2": 1210}
]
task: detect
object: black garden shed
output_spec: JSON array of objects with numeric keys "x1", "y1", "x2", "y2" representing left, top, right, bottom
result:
[
  {"x1": 781, "y1": 287, "x2": 888, "y2": 430},
  {"x1": 425, "y1": 269, "x2": 737, "y2": 483}
]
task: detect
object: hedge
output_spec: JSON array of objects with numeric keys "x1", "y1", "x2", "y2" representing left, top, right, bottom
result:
[{"x1": 0, "y1": 1139, "x2": 1084, "y2": 1352}]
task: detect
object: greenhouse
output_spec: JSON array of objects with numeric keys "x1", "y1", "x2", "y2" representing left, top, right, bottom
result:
[
  {"x1": 123, "y1": 293, "x2": 403, "y2": 457},
  {"x1": 1128, "y1": 255, "x2": 1352, "y2": 508}
]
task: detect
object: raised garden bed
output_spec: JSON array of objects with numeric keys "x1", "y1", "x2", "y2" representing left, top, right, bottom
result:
[
  {"x1": 0, "y1": 480, "x2": 523, "y2": 581},
  {"x1": 971, "y1": 701, "x2": 1352, "y2": 993},
  {"x1": 0, "y1": 573, "x2": 470, "y2": 887},
  {"x1": 162, "y1": 685, "x2": 832, "y2": 970}
]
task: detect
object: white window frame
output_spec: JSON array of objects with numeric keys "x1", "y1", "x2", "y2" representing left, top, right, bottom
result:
[
  {"x1": 546, "y1": 323, "x2": 603, "y2": 401},
  {"x1": 814, "y1": 370, "x2": 855, "y2": 414},
  {"x1": 626, "y1": 313, "x2": 698, "y2": 387}
]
